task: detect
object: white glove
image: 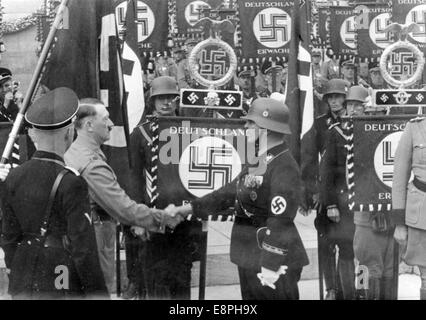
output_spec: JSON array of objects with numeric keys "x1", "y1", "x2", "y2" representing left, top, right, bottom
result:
[
  {"x1": 131, "y1": 226, "x2": 150, "y2": 241},
  {"x1": 257, "y1": 266, "x2": 288, "y2": 290},
  {"x1": 0, "y1": 163, "x2": 11, "y2": 182}
]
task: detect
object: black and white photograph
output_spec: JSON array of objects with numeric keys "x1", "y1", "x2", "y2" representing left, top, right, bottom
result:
[{"x1": 0, "y1": 0, "x2": 425, "y2": 308}]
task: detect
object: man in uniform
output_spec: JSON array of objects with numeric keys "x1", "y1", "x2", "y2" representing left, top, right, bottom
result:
[
  {"x1": 349, "y1": 86, "x2": 396, "y2": 299},
  {"x1": 64, "y1": 98, "x2": 178, "y2": 294},
  {"x1": 176, "y1": 38, "x2": 199, "y2": 89},
  {"x1": 320, "y1": 50, "x2": 340, "y2": 80},
  {"x1": 169, "y1": 98, "x2": 310, "y2": 299},
  {"x1": 0, "y1": 68, "x2": 20, "y2": 122},
  {"x1": 258, "y1": 60, "x2": 287, "y2": 97},
  {"x1": 128, "y1": 76, "x2": 197, "y2": 299},
  {"x1": 1, "y1": 87, "x2": 108, "y2": 299},
  {"x1": 308, "y1": 79, "x2": 349, "y2": 299}
]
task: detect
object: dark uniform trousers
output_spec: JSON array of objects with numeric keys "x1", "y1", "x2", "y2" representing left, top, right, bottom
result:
[
  {"x1": 1, "y1": 151, "x2": 108, "y2": 299},
  {"x1": 321, "y1": 124, "x2": 356, "y2": 299},
  {"x1": 128, "y1": 122, "x2": 198, "y2": 300},
  {"x1": 192, "y1": 144, "x2": 309, "y2": 300}
]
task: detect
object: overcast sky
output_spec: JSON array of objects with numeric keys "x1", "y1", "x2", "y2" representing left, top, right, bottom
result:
[{"x1": 3, "y1": 0, "x2": 43, "y2": 14}]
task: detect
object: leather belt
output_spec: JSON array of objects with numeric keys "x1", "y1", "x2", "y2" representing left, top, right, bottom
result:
[
  {"x1": 414, "y1": 178, "x2": 426, "y2": 193},
  {"x1": 20, "y1": 234, "x2": 65, "y2": 249}
]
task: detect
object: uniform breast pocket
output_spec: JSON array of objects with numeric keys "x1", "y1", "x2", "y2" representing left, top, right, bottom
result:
[
  {"x1": 413, "y1": 143, "x2": 426, "y2": 165},
  {"x1": 406, "y1": 183, "x2": 426, "y2": 226}
]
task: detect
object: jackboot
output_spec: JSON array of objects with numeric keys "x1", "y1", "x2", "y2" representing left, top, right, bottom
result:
[
  {"x1": 367, "y1": 277, "x2": 381, "y2": 300},
  {"x1": 338, "y1": 259, "x2": 355, "y2": 300}
]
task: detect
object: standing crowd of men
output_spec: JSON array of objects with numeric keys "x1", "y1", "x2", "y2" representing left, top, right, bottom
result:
[{"x1": 0, "y1": 39, "x2": 424, "y2": 300}]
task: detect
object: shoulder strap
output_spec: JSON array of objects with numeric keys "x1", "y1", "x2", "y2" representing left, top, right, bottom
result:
[
  {"x1": 39, "y1": 169, "x2": 69, "y2": 238},
  {"x1": 139, "y1": 125, "x2": 152, "y2": 145}
]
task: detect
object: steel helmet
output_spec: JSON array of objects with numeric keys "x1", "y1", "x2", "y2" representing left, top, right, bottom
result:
[
  {"x1": 241, "y1": 97, "x2": 291, "y2": 134},
  {"x1": 345, "y1": 85, "x2": 368, "y2": 103},
  {"x1": 149, "y1": 76, "x2": 179, "y2": 99},
  {"x1": 323, "y1": 79, "x2": 348, "y2": 102}
]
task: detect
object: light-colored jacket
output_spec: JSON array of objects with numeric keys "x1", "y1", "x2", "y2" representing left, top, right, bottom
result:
[
  {"x1": 65, "y1": 135, "x2": 156, "y2": 227},
  {"x1": 392, "y1": 118, "x2": 426, "y2": 229}
]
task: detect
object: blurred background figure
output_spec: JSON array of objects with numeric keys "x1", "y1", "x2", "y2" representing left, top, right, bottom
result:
[{"x1": 0, "y1": 68, "x2": 21, "y2": 122}]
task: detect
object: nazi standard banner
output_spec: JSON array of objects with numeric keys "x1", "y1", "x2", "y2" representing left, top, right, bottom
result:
[
  {"x1": 237, "y1": 0, "x2": 294, "y2": 61},
  {"x1": 149, "y1": 117, "x2": 249, "y2": 220},
  {"x1": 175, "y1": 0, "x2": 223, "y2": 34},
  {"x1": 115, "y1": 0, "x2": 169, "y2": 55},
  {"x1": 392, "y1": 0, "x2": 426, "y2": 53},
  {"x1": 329, "y1": 6, "x2": 357, "y2": 59},
  {"x1": 356, "y1": 5, "x2": 392, "y2": 62},
  {"x1": 351, "y1": 116, "x2": 415, "y2": 212}
]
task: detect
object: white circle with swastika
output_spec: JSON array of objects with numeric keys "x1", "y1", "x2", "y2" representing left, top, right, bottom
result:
[
  {"x1": 253, "y1": 8, "x2": 292, "y2": 49},
  {"x1": 271, "y1": 196, "x2": 287, "y2": 215},
  {"x1": 373, "y1": 131, "x2": 403, "y2": 188},
  {"x1": 369, "y1": 13, "x2": 393, "y2": 49},
  {"x1": 115, "y1": 1, "x2": 155, "y2": 42},
  {"x1": 179, "y1": 136, "x2": 242, "y2": 198},
  {"x1": 340, "y1": 16, "x2": 357, "y2": 49},
  {"x1": 185, "y1": 1, "x2": 211, "y2": 26},
  {"x1": 406, "y1": 4, "x2": 426, "y2": 44}
]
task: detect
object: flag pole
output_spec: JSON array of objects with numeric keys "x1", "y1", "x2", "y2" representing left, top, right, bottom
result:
[{"x1": 0, "y1": 0, "x2": 70, "y2": 164}]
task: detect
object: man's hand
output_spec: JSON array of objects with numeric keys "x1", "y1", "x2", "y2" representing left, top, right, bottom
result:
[
  {"x1": 394, "y1": 225, "x2": 408, "y2": 245},
  {"x1": 131, "y1": 226, "x2": 150, "y2": 241},
  {"x1": 257, "y1": 266, "x2": 288, "y2": 290},
  {"x1": 0, "y1": 163, "x2": 11, "y2": 182},
  {"x1": 327, "y1": 207, "x2": 341, "y2": 223}
]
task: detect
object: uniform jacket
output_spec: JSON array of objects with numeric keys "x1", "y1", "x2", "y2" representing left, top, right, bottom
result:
[
  {"x1": 392, "y1": 118, "x2": 426, "y2": 229},
  {"x1": 64, "y1": 135, "x2": 156, "y2": 227},
  {"x1": 1, "y1": 151, "x2": 108, "y2": 298},
  {"x1": 322, "y1": 123, "x2": 349, "y2": 208},
  {"x1": 191, "y1": 144, "x2": 309, "y2": 272}
]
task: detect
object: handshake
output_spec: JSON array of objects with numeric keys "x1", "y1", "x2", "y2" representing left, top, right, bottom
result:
[{"x1": 135, "y1": 203, "x2": 194, "y2": 239}]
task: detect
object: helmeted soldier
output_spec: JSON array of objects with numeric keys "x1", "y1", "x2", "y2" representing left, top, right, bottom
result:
[
  {"x1": 1, "y1": 87, "x2": 109, "y2": 299},
  {"x1": 128, "y1": 76, "x2": 199, "y2": 299},
  {"x1": 345, "y1": 85, "x2": 369, "y2": 116},
  {"x1": 168, "y1": 98, "x2": 309, "y2": 299},
  {"x1": 307, "y1": 78, "x2": 349, "y2": 300}
]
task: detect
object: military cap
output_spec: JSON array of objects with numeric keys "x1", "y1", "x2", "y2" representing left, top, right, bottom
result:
[
  {"x1": 0, "y1": 67, "x2": 12, "y2": 84},
  {"x1": 185, "y1": 38, "x2": 198, "y2": 46},
  {"x1": 368, "y1": 62, "x2": 380, "y2": 73},
  {"x1": 261, "y1": 60, "x2": 287, "y2": 75},
  {"x1": 323, "y1": 78, "x2": 348, "y2": 101},
  {"x1": 341, "y1": 59, "x2": 356, "y2": 69},
  {"x1": 26, "y1": 87, "x2": 79, "y2": 130}
]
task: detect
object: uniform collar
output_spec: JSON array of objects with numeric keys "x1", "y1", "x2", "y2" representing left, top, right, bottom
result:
[
  {"x1": 73, "y1": 135, "x2": 106, "y2": 161},
  {"x1": 32, "y1": 150, "x2": 65, "y2": 164}
]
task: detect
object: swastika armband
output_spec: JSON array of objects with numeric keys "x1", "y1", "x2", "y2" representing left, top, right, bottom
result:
[
  {"x1": 271, "y1": 196, "x2": 287, "y2": 215},
  {"x1": 262, "y1": 242, "x2": 288, "y2": 256}
]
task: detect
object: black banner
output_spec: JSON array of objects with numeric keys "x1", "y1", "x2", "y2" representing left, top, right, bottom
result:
[
  {"x1": 392, "y1": 0, "x2": 426, "y2": 52},
  {"x1": 374, "y1": 89, "x2": 426, "y2": 106},
  {"x1": 115, "y1": 0, "x2": 169, "y2": 55},
  {"x1": 356, "y1": 5, "x2": 393, "y2": 62},
  {"x1": 351, "y1": 116, "x2": 415, "y2": 211},
  {"x1": 237, "y1": 0, "x2": 294, "y2": 61},
  {"x1": 152, "y1": 117, "x2": 250, "y2": 218},
  {"x1": 180, "y1": 89, "x2": 243, "y2": 109},
  {"x1": 176, "y1": 0, "x2": 223, "y2": 34},
  {"x1": 329, "y1": 6, "x2": 357, "y2": 58}
]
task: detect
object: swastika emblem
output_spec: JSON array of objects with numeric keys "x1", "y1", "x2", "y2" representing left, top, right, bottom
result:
[
  {"x1": 380, "y1": 94, "x2": 389, "y2": 103},
  {"x1": 416, "y1": 93, "x2": 425, "y2": 102},
  {"x1": 253, "y1": 8, "x2": 292, "y2": 49},
  {"x1": 199, "y1": 49, "x2": 227, "y2": 77},
  {"x1": 369, "y1": 13, "x2": 392, "y2": 49},
  {"x1": 374, "y1": 132, "x2": 403, "y2": 188},
  {"x1": 271, "y1": 196, "x2": 287, "y2": 215},
  {"x1": 188, "y1": 92, "x2": 199, "y2": 104},
  {"x1": 406, "y1": 4, "x2": 426, "y2": 44},
  {"x1": 185, "y1": 0, "x2": 211, "y2": 26},
  {"x1": 340, "y1": 16, "x2": 357, "y2": 49},
  {"x1": 225, "y1": 94, "x2": 236, "y2": 105},
  {"x1": 115, "y1": 1, "x2": 155, "y2": 42},
  {"x1": 389, "y1": 51, "x2": 415, "y2": 78},
  {"x1": 179, "y1": 137, "x2": 242, "y2": 198}
]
